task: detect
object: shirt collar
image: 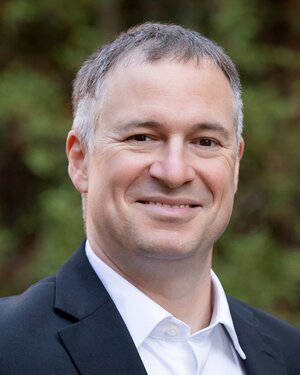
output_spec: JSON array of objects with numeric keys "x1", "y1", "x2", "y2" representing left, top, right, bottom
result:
[
  {"x1": 210, "y1": 270, "x2": 246, "y2": 359},
  {"x1": 85, "y1": 240, "x2": 246, "y2": 359}
]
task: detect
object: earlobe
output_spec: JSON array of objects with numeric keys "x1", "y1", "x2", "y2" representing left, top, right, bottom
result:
[{"x1": 66, "y1": 130, "x2": 89, "y2": 193}]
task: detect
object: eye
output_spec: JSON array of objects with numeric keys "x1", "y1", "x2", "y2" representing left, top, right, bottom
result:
[
  {"x1": 193, "y1": 138, "x2": 219, "y2": 147},
  {"x1": 200, "y1": 139, "x2": 216, "y2": 146},
  {"x1": 130, "y1": 134, "x2": 150, "y2": 142},
  {"x1": 126, "y1": 134, "x2": 156, "y2": 143}
]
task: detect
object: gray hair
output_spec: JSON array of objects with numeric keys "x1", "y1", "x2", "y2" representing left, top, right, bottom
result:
[{"x1": 72, "y1": 22, "x2": 243, "y2": 149}]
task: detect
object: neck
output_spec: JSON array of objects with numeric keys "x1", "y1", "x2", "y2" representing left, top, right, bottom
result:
[
  {"x1": 136, "y1": 261, "x2": 213, "y2": 332},
  {"x1": 89, "y1": 238, "x2": 213, "y2": 332}
]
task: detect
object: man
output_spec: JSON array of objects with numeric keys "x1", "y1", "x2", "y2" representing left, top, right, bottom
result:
[{"x1": 0, "y1": 22, "x2": 299, "y2": 375}]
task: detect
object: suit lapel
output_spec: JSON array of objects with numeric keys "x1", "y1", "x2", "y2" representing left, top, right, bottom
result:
[
  {"x1": 54, "y1": 243, "x2": 147, "y2": 375},
  {"x1": 58, "y1": 299, "x2": 147, "y2": 375},
  {"x1": 53, "y1": 243, "x2": 288, "y2": 375},
  {"x1": 228, "y1": 297, "x2": 287, "y2": 375}
]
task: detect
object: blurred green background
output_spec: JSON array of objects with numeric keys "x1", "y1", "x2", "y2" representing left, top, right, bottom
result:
[{"x1": 0, "y1": 0, "x2": 299, "y2": 326}]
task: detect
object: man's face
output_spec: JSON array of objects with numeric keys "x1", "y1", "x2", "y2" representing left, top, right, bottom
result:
[{"x1": 69, "y1": 60, "x2": 243, "y2": 266}]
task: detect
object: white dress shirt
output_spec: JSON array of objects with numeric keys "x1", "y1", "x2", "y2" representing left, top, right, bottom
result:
[{"x1": 86, "y1": 241, "x2": 246, "y2": 374}]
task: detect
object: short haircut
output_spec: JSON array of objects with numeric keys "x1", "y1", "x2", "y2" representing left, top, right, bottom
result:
[{"x1": 72, "y1": 22, "x2": 243, "y2": 149}]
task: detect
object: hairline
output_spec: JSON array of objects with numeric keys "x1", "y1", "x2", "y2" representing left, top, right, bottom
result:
[{"x1": 72, "y1": 23, "x2": 243, "y2": 152}]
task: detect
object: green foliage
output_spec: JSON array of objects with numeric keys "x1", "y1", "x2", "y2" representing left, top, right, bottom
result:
[{"x1": 0, "y1": 0, "x2": 299, "y2": 325}]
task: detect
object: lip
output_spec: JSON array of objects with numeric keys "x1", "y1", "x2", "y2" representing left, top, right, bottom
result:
[
  {"x1": 135, "y1": 196, "x2": 201, "y2": 208},
  {"x1": 134, "y1": 196, "x2": 201, "y2": 221}
]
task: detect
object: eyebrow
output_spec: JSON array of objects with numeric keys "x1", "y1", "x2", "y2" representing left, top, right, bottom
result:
[
  {"x1": 119, "y1": 119, "x2": 162, "y2": 132},
  {"x1": 190, "y1": 122, "x2": 230, "y2": 140},
  {"x1": 118, "y1": 119, "x2": 230, "y2": 140}
]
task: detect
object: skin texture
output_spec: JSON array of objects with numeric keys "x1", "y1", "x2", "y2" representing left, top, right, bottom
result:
[{"x1": 67, "y1": 60, "x2": 244, "y2": 331}]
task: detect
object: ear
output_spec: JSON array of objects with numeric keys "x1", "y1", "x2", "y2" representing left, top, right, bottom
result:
[
  {"x1": 66, "y1": 130, "x2": 89, "y2": 193},
  {"x1": 234, "y1": 138, "x2": 244, "y2": 194}
]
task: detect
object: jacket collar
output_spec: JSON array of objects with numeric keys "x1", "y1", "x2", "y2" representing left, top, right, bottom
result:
[
  {"x1": 54, "y1": 242, "x2": 147, "y2": 375},
  {"x1": 228, "y1": 296, "x2": 287, "y2": 375},
  {"x1": 53, "y1": 242, "x2": 287, "y2": 375}
]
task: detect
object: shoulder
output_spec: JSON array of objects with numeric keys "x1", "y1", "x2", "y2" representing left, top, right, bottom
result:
[
  {"x1": 0, "y1": 242, "x2": 86, "y2": 328},
  {"x1": 229, "y1": 296, "x2": 300, "y2": 333},
  {"x1": 0, "y1": 275, "x2": 68, "y2": 345},
  {"x1": 228, "y1": 297, "x2": 300, "y2": 374},
  {"x1": 0, "y1": 274, "x2": 70, "y2": 337},
  {"x1": 228, "y1": 295, "x2": 300, "y2": 353},
  {"x1": 0, "y1": 276, "x2": 56, "y2": 324},
  {"x1": 0, "y1": 275, "x2": 76, "y2": 373}
]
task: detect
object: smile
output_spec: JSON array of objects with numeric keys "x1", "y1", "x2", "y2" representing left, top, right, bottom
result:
[
  {"x1": 134, "y1": 199, "x2": 201, "y2": 222},
  {"x1": 138, "y1": 201, "x2": 198, "y2": 209}
]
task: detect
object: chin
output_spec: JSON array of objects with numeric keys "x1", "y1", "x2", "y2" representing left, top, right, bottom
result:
[
  {"x1": 140, "y1": 249, "x2": 196, "y2": 261},
  {"x1": 133, "y1": 237, "x2": 200, "y2": 261}
]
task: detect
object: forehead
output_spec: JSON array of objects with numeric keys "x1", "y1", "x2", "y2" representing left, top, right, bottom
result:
[
  {"x1": 103, "y1": 58, "x2": 232, "y2": 100},
  {"x1": 99, "y1": 60, "x2": 235, "y2": 132}
]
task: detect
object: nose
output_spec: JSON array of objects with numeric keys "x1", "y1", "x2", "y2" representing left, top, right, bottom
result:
[{"x1": 149, "y1": 141, "x2": 196, "y2": 188}]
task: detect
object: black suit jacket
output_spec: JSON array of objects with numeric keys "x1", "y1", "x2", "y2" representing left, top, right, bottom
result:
[{"x1": 0, "y1": 242, "x2": 299, "y2": 374}]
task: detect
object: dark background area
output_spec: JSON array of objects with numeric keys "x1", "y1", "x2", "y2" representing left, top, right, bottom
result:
[{"x1": 0, "y1": 0, "x2": 299, "y2": 325}]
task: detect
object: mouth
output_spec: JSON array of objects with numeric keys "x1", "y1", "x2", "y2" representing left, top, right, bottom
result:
[
  {"x1": 134, "y1": 199, "x2": 201, "y2": 222},
  {"x1": 137, "y1": 200, "x2": 199, "y2": 209}
]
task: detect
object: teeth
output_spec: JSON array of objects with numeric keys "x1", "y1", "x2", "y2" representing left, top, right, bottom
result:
[{"x1": 145, "y1": 201, "x2": 190, "y2": 208}]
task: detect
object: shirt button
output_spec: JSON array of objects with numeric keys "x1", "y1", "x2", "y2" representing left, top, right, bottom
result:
[{"x1": 166, "y1": 325, "x2": 179, "y2": 336}]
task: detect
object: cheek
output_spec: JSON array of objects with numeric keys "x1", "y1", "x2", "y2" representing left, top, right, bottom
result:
[
  {"x1": 198, "y1": 158, "x2": 237, "y2": 199},
  {"x1": 91, "y1": 152, "x2": 151, "y2": 201}
]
